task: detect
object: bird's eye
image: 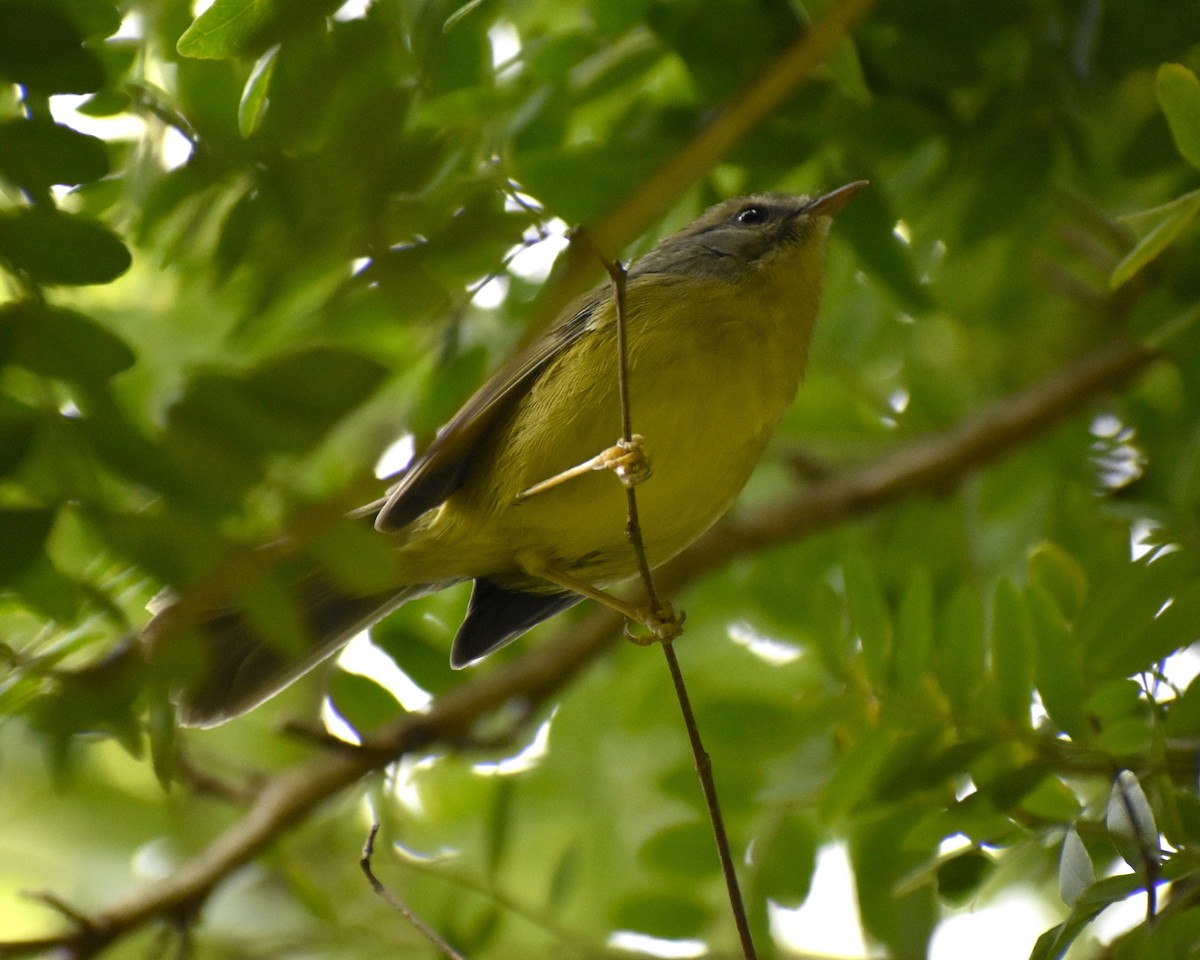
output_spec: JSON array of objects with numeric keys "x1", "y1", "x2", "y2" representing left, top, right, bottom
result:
[{"x1": 736, "y1": 206, "x2": 768, "y2": 225}]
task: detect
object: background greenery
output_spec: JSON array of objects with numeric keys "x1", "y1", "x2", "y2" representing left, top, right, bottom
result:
[{"x1": 2, "y1": 0, "x2": 1200, "y2": 957}]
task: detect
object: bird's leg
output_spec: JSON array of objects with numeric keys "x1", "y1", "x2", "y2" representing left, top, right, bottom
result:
[
  {"x1": 515, "y1": 434, "x2": 651, "y2": 501},
  {"x1": 514, "y1": 549, "x2": 685, "y2": 644}
]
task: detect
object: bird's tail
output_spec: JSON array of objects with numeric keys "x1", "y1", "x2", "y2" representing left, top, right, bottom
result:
[{"x1": 144, "y1": 578, "x2": 441, "y2": 728}]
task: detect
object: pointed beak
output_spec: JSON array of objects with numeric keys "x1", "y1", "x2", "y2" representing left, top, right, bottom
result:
[{"x1": 806, "y1": 180, "x2": 869, "y2": 218}]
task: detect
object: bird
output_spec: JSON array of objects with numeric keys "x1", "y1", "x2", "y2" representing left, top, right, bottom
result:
[{"x1": 144, "y1": 181, "x2": 867, "y2": 726}]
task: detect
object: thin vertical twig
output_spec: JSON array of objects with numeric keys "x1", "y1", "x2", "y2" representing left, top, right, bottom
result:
[
  {"x1": 661, "y1": 642, "x2": 758, "y2": 958},
  {"x1": 361, "y1": 822, "x2": 469, "y2": 960},
  {"x1": 606, "y1": 258, "x2": 664, "y2": 611},
  {"x1": 585, "y1": 232, "x2": 758, "y2": 960}
]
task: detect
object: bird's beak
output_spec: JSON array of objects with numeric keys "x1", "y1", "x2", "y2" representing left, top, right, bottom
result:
[{"x1": 806, "y1": 180, "x2": 869, "y2": 218}]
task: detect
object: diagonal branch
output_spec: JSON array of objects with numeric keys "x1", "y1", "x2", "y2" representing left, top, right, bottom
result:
[
  {"x1": 523, "y1": 0, "x2": 876, "y2": 340},
  {"x1": 0, "y1": 336, "x2": 1159, "y2": 959},
  {"x1": 664, "y1": 336, "x2": 1159, "y2": 584}
]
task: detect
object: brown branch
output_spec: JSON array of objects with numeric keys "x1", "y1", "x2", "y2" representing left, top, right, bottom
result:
[
  {"x1": 0, "y1": 612, "x2": 621, "y2": 959},
  {"x1": 523, "y1": 0, "x2": 876, "y2": 342},
  {"x1": 657, "y1": 337, "x2": 1159, "y2": 590},
  {"x1": 0, "y1": 337, "x2": 1159, "y2": 959}
]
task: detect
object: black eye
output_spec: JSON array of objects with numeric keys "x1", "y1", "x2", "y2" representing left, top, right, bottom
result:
[{"x1": 735, "y1": 206, "x2": 769, "y2": 225}]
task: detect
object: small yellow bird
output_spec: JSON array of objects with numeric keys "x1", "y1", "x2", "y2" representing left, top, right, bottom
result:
[{"x1": 148, "y1": 182, "x2": 866, "y2": 725}]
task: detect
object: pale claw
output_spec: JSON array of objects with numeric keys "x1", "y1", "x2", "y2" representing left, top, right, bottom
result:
[
  {"x1": 599, "y1": 434, "x2": 652, "y2": 488},
  {"x1": 624, "y1": 602, "x2": 686, "y2": 646}
]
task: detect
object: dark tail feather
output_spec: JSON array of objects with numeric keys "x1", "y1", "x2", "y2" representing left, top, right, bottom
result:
[
  {"x1": 145, "y1": 579, "x2": 439, "y2": 728},
  {"x1": 451, "y1": 579, "x2": 581, "y2": 667}
]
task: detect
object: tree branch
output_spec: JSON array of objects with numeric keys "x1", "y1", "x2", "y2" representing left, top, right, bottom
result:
[
  {"x1": 524, "y1": 0, "x2": 876, "y2": 340},
  {"x1": 0, "y1": 336, "x2": 1159, "y2": 959},
  {"x1": 659, "y1": 336, "x2": 1159, "y2": 589}
]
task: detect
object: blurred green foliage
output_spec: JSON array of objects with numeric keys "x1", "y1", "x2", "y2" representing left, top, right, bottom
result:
[{"x1": 3, "y1": 0, "x2": 1200, "y2": 957}]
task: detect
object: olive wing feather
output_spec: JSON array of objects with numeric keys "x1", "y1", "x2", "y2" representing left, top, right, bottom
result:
[{"x1": 372, "y1": 295, "x2": 603, "y2": 531}]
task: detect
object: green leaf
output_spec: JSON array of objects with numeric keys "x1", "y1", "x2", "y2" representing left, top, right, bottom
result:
[
  {"x1": 1120, "y1": 908, "x2": 1200, "y2": 960},
  {"x1": 936, "y1": 850, "x2": 992, "y2": 906},
  {"x1": 163, "y1": 346, "x2": 388, "y2": 501},
  {"x1": 26, "y1": 644, "x2": 145, "y2": 751},
  {"x1": 960, "y1": 126, "x2": 1055, "y2": 245},
  {"x1": 485, "y1": 778, "x2": 515, "y2": 876},
  {"x1": 1111, "y1": 188, "x2": 1200, "y2": 289},
  {"x1": 238, "y1": 45, "x2": 278, "y2": 137},
  {"x1": 408, "y1": 345, "x2": 490, "y2": 441},
  {"x1": 827, "y1": 37, "x2": 871, "y2": 104},
  {"x1": 1027, "y1": 542, "x2": 1088, "y2": 622},
  {"x1": 610, "y1": 892, "x2": 709, "y2": 940},
  {"x1": 1029, "y1": 872, "x2": 1150, "y2": 960},
  {"x1": 328, "y1": 667, "x2": 403, "y2": 734},
  {"x1": 0, "y1": 119, "x2": 110, "y2": 193},
  {"x1": 1058, "y1": 828, "x2": 1095, "y2": 907},
  {"x1": 546, "y1": 845, "x2": 580, "y2": 910},
  {"x1": 372, "y1": 615, "x2": 458, "y2": 698},
  {"x1": 1037, "y1": 858, "x2": 1200, "y2": 960},
  {"x1": 1030, "y1": 923, "x2": 1069, "y2": 957},
  {"x1": 146, "y1": 693, "x2": 178, "y2": 789},
  {"x1": 514, "y1": 141, "x2": 673, "y2": 224},
  {"x1": 9, "y1": 551, "x2": 82, "y2": 622},
  {"x1": 991, "y1": 578, "x2": 1034, "y2": 728},
  {"x1": 1156, "y1": 63, "x2": 1200, "y2": 170},
  {"x1": 177, "y1": 0, "x2": 341, "y2": 60},
  {"x1": 248, "y1": 346, "x2": 389, "y2": 422},
  {"x1": 443, "y1": 0, "x2": 490, "y2": 32},
  {"x1": 819, "y1": 725, "x2": 896, "y2": 822},
  {"x1": 1020, "y1": 776, "x2": 1082, "y2": 822},
  {"x1": 308, "y1": 520, "x2": 409, "y2": 596},
  {"x1": 1028, "y1": 586, "x2": 1087, "y2": 741},
  {"x1": 1136, "y1": 580, "x2": 1200, "y2": 674},
  {"x1": 177, "y1": 0, "x2": 274, "y2": 59},
  {"x1": 697, "y1": 697, "x2": 799, "y2": 759},
  {"x1": 1084, "y1": 552, "x2": 1197, "y2": 683},
  {"x1": 938, "y1": 584, "x2": 985, "y2": 714},
  {"x1": 1095, "y1": 718, "x2": 1151, "y2": 756},
  {"x1": 0, "y1": 2, "x2": 104, "y2": 93},
  {"x1": 58, "y1": 0, "x2": 122, "y2": 40},
  {"x1": 0, "y1": 208, "x2": 130, "y2": 286},
  {"x1": 894, "y1": 566, "x2": 933, "y2": 691},
  {"x1": 0, "y1": 396, "x2": 38, "y2": 477},
  {"x1": 849, "y1": 806, "x2": 938, "y2": 957},
  {"x1": 1165, "y1": 672, "x2": 1200, "y2": 738},
  {"x1": 806, "y1": 579, "x2": 852, "y2": 679},
  {"x1": 84, "y1": 507, "x2": 231, "y2": 585},
  {"x1": 1, "y1": 301, "x2": 135, "y2": 384},
  {"x1": 842, "y1": 552, "x2": 892, "y2": 685},
  {"x1": 755, "y1": 811, "x2": 818, "y2": 906},
  {"x1": 638, "y1": 821, "x2": 720, "y2": 878},
  {"x1": 835, "y1": 184, "x2": 934, "y2": 313},
  {"x1": 0, "y1": 508, "x2": 55, "y2": 584},
  {"x1": 1086, "y1": 679, "x2": 1144, "y2": 727}
]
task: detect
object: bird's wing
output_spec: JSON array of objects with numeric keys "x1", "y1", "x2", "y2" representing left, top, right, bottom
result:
[{"x1": 372, "y1": 292, "x2": 604, "y2": 531}]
